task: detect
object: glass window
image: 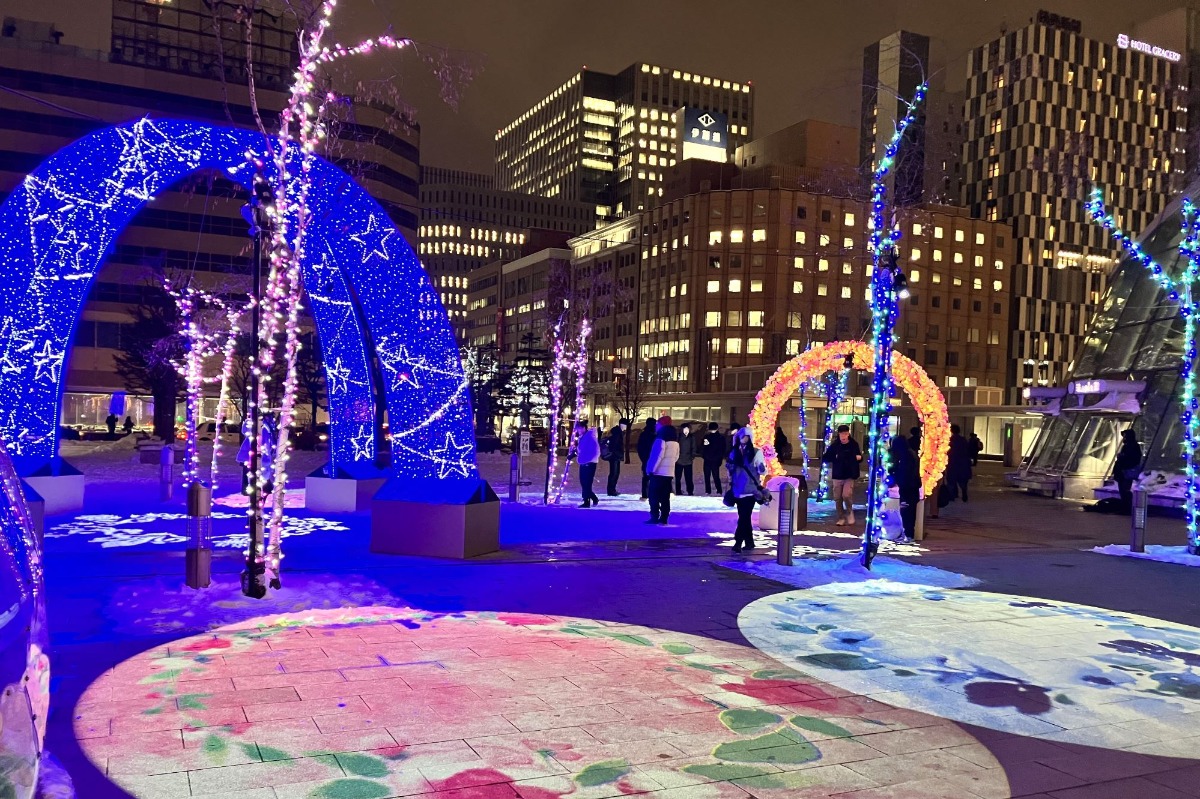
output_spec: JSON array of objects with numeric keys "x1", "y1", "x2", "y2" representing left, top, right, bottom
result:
[
  {"x1": 729, "y1": 310, "x2": 742, "y2": 326},
  {"x1": 976, "y1": 232, "x2": 985, "y2": 245},
  {"x1": 993, "y1": 280, "x2": 1003, "y2": 291},
  {"x1": 911, "y1": 269, "x2": 921, "y2": 283},
  {"x1": 705, "y1": 311, "x2": 721, "y2": 326},
  {"x1": 933, "y1": 249, "x2": 943, "y2": 262},
  {"x1": 752, "y1": 229, "x2": 767, "y2": 242},
  {"x1": 812, "y1": 313, "x2": 827, "y2": 330},
  {"x1": 793, "y1": 256, "x2": 805, "y2": 269},
  {"x1": 729, "y1": 279, "x2": 742, "y2": 292},
  {"x1": 748, "y1": 311, "x2": 764, "y2": 327},
  {"x1": 843, "y1": 237, "x2": 854, "y2": 249},
  {"x1": 911, "y1": 248, "x2": 922, "y2": 260},
  {"x1": 840, "y1": 286, "x2": 852, "y2": 299},
  {"x1": 994, "y1": 260, "x2": 1004, "y2": 270},
  {"x1": 747, "y1": 338, "x2": 764, "y2": 354},
  {"x1": 788, "y1": 311, "x2": 804, "y2": 327},
  {"x1": 709, "y1": 230, "x2": 723, "y2": 245},
  {"x1": 955, "y1": 229, "x2": 965, "y2": 242},
  {"x1": 844, "y1": 212, "x2": 856, "y2": 226},
  {"x1": 842, "y1": 263, "x2": 853, "y2": 275},
  {"x1": 817, "y1": 284, "x2": 829, "y2": 296},
  {"x1": 792, "y1": 280, "x2": 804, "y2": 294},
  {"x1": 795, "y1": 231, "x2": 806, "y2": 244},
  {"x1": 912, "y1": 223, "x2": 923, "y2": 236},
  {"x1": 819, "y1": 259, "x2": 830, "y2": 271},
  {"x1": 987, "y1": 330, "x2": 999, "y2": 344},
  {"x1": 934, "y1": 226, "x2": 944, "y2": 238},
  {"x1": 730, "y1": 229, "x2": 745, "y2": 243},
  {"x1": 750, "y1": 280, "x2": 763, "y2": 292},
  {"x1": 706, "y1": 279, "x2": 720, "y2": 293},
  {"x1": 726, "y1": 338, "x2": 742, "y2": 354}
]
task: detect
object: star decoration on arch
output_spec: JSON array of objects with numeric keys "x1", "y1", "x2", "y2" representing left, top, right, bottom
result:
[
  {"x1": 349, "y1": 213, "x2": 394, "y2": 264},
  {"x1": 432, "y1": 432, "x2": 473, "y2": 479},
  {"x1": 32, "y1": 341, "x2": 65, "y2": 385},
  {"x1": 377, "y1": 339, "x2": 425, "y2": 390},
  {"x1": 349, "y1": 425, "x2": 374, "y2": 462},
  {"x1": 326, "y1": 358, "x2": 352, "y2": 395}
]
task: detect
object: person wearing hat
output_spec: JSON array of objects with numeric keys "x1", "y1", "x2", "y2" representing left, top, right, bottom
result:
[
  {"x1": 727, "y1": 426, "x2": 766, "y2": 551},
  {"x1": 701, "y1": 422, "x2": 727, "y2": 495},
  {"x1": 604, "y1": 418, "x2": 629, "y2": 496},
  {"x1": 821, "y1": 424, "x2": 862, "y2": 526},
  {"x1": 637, "y1": 415, "x2": 657, "y2": 501},
  {"x1": 646, "y1": 415, "x2": 679, "y2": 524}
]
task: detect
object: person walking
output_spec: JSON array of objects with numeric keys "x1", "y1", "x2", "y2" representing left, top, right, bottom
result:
[
  {"x1": 908, "y1": 426, "x2": 922, "y2": 456},
  {"x1": 821, "y1": 424, "x2": 863, "y2": 526},
  {"x1": 969, "y1": 432, "x2": 984, "y2": 467},
  {"x1": 947, "y1": 425, "x2": 974, "y2": 503},
  {"x1": 603, "y1": 418, "x2": 628, "y2": 496},
  {"x1": 675, "y1": 423, "x2": 697, "y2": 496},
  {"x1": 889, "y1": 436, "x2": 921, "y2": 541},
  {"x1": 572, "y1": 420, "x2": 601, "y2": 508},
  {"x1": 106, "y1": 413, "x2": 118, "y2": 436},
  {"x1": 701, "y1": 422, "x2": 727, "y2": 495},
  {"x1": 1113, "y1": 429, "x2": 1143, "y2": 512},
  {"x1": 123, "y1": 415, "x2": 135, "y2": 435},
  {"x1": 727, "y1": 428, "x2": 766, "y2": 552},
  {"x1": 637, "y1": 416, "x2": 657, "y2": 501},
  {"x1": 646, "y1": 417, "x2": 679, "y2": 524}
]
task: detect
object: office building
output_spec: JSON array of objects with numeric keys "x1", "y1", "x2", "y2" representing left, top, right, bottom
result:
[
  {"x1": 962, "y1": 10, "x2": 1181, "y2": 399},
  {"x1": 0, "y1": 1, "x2": 420, "y2": 429},
  {"x1": 495, "y1": 62, "x2": 755, "y2": 222},
  {"x1": 860, "y1": 31, "x2": 966, "y2": 207},
  {"x1": 418, "y1": 167, "x2": 592, "y2": 330}
]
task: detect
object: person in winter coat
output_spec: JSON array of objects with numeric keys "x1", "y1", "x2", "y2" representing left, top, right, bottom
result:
[
  {"x1": 947, "y1": 425, "x2": 974, "y2": 503},
  {"x1": 1113, "y1": 429, "x2": 1142, "y2": 512},
  {"x1": 774, "y1": 426, "x2": 792, "y2": 461},
  {"x1": 889, "y1": 435, "x2": 921, "y2": 541},
  {"x1": 821, "y1": 424, "x2": 862, "y2": 526},
  {"x1": 969, "y1": 433, "x2": 984, "y2": 466},
  {"x1": 727, "y1": 428, "x2": 766, "y2": 552},
  {"x1": 701, "y1": 422, "x2": 727, "y2": 495},
  {"x1": 637, "y1": 416, "x2": 657, "y2": 501},
  {"x1": 646, "y1": 417, "x2": 679, "y2": 524},
  {"x1": 908, "y1": 426, "x2": 922, "y2": 456},
  {"x1": 572, "y1": 420, "x2": 601, "y2": 508},
  {"x1": 604, "y1": 418, "x2": 628, "y2": 496},
  {"x1": 675, "y1": 423, "x2": 697, "y2": 495}
]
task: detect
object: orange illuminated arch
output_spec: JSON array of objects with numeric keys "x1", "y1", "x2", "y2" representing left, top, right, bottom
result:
[{"x1": 748, "y1": 340, "x2": 949, "y2": 493}]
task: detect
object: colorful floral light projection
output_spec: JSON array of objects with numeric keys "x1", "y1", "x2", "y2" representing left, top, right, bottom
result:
[
  {"x1": 0, "y1": 118, "x2": 474, "y2": 484},
  {"x1": 1087, "y1": 188, "x2": 1200, "y2": 555},
  {"x1": 749, "y1": 340, "x2": 948, "y2": 494}
]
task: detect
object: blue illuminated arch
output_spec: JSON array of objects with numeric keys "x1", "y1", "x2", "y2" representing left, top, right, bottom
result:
[{"x1": 0, "y1": 118, "x2": 476, "y2": 483}]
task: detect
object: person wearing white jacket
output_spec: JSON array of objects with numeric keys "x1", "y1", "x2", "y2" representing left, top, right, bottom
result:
[
  {"x1": 646, "y1": 416, "x2": 679, "y2": 525},
  {"x1": 572, "y1": 420, "x2": 601, "y2": 508}
]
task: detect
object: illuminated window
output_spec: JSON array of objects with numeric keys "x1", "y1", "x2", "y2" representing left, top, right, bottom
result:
[
  {"x1": 817, "y1": 284, "x2": 828, "y2": 296},
  {"x1": 729, "y1": 279, "x2": 742, "y2": 292},
  {"x1": 932, "y1": 273, "x2": 942, "y2": 284},
  {"x1": 911, "y1": 248, "x2": 922, "y2": 261},
  {"x1": 788, "y1": 312, "x2": 804, "y2": 327},
  {"x1": 812, "y1": 313, "x2": 827, "y2": 330},
  {"x1": 972, "y1": 278, "x2": 982, "y2": 289},
  {"x1": 747, "y1": 337, "x2": 764, "y2": 354},
  {"x1": 748, "y1": 311, "x2": 764, "y2": 327},
  {"x1": 843, "y1": 237, "x2": 854, "y2": 249},
  {"x1": 705, "y1": 311, "x2": 721, "y2": 326},
  {"x1": 955, "y1": 229, "x2": 965, "y2": 242},
  {"x1": 844, "y1": 212, "x2": 855, "y2": 226},
  {"x1": 707, "y1": 279, "x2": 720, "y2": 293},
  {"x1": 910, "y1": 269, "x2": 920, "y2": 283},
  {"x1": 988, "y1": 330, "x2": 1000, "y2": 345},
  {"x1": 792, "y1": 280, "x2": 804, "y2": 294},
  {"x1": 709, "y1": 231, "x2": 723, "y2": 246},
  {"x1": 933, "y1": 249, "x2": 943, "y2": 262},
  {"x1": 730, "y1": 229, "x2": 745, "y2": 243},
  {"x1": 912, "y1": 223, "x2": 923, "y2": 236},
  {"x1": 840, "y1": 286, "x2": 852, "y2": 299},
  {"x1": 953, "y1": 252, "x2": 964, "y2": 264},
  {"x1": 726, "y1": 338, "x2": 742, "y2": 354},
  {"x1": 795, "y1": 231, "x2": 807, "y2": 244},
  {"x1": 842, "y1": 263, "x2": 853, "y2": 275},
  {"x1": 750, "y1": 280, "x2": 763, "y2": 292},
  {"x1": 752, "y1": 229, "x2": 767, "y2": 242},
  {"x1": 820, "y1": 234, "x2": 831, "y2": 247},
  {"x1": 819, "y1": 259, "x2": 830, "y2": 272},
  {"x1": 729, "y1": 311, "x2": 742, "y2": 326},
  {"x1": 994, "y1": 260, "x2": 1004, "y2": 270},
  {"x1": 934, "y1": 226, "x2": 944, "y2": 238},
  {"x1": 793, "y1": 256, "x2": 804, "y2": 269},
  {"x1": 976, "y1": 233, "x2": 985, "y2": 245},
  {"x1": 993, "y1": 280, "x2": 1003, "y2": 291}
]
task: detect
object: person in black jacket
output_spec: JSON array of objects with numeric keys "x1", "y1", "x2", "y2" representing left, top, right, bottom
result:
[
  {"x1": 701, "y1": 422, "x2": 727, "y2": 495},
  {"x1": 675, "y1": 423, "x2": 697, "y2": 495},
  {"x1": 946, "y1": 425, "x2": 974, "y2": 503},
  {"x1": 604, "y1": 418, "x2": 629, "y2": 496},
  {"x1": 889, "y1": 435, "x2": 921, "y2": 541},
  {"x1": 637, "y1": 416, "x2": 657, "y2": 501},
  {"x1": 1113, "y1": 429, "x2": 1142, "y2": 512},
  {"x1": 821, "y1": 425, "x2": 862, "y2": 526},
  {"x1": 908, "y1": 426, "x2": 922, "y2": 456}
]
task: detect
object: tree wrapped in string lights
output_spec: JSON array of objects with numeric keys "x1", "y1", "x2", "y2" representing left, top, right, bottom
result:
[
  {"x1": 861, "y1": 83, "x2": 926, "y2": 569},
  {"x1": 544, "y1": 316, "x2": 592, "y2": 505},
  {"x1": 815, "y1": 368, "x2": 851, "y2": 501},
  {"x1": 1086, "y1": 188, "x2": 1200, "y2": 555}
]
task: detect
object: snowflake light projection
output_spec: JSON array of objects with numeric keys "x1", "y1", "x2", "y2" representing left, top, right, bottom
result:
[
  {"x1": 46, "y1": 511, "x2": 347, "y2": 549},
  {"x1": 0, "y1": 118, "x2": 475, "y2": 485}
]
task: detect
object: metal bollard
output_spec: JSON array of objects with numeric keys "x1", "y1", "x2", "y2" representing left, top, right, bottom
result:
[
  {"x1": 777, "y1": 482, "x2": 796, "y2": 566},
  {"x1": 915, "y1": 496, "x2": 926, "y2": 541},
  {"x1": 795, "y1": 475, "x2": 809, "y2": 530},
  {"x1": 185, "y1": 481, "x2": 212, "y2": 589},
  {"x1": 159, "y1": 444, "x2": 175, "y2": 502},
  {"x1": 509, "y1": 452, "x2": 522, "y2": 502},
  {"x1": 1130, "y1": 486, "x2": 1148, "y2": 553}
]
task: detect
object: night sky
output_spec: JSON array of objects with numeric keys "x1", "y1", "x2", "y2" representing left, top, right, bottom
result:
[{"x1": 8, "y1": 0, "x2": 1186, "y2": 172}]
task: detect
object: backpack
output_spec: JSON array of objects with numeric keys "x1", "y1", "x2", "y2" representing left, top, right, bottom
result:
[{"x1": 600, "y1": 436, "x2": 612, "y2": 461}]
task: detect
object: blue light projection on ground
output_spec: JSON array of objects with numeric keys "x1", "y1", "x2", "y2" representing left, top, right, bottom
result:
[{"x1": 0, "y1": 118, "x2": 475, "y2": 483}]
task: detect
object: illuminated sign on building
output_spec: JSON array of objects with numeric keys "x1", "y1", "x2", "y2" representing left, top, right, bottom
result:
[
  {"x1": 679, "y1": 107, "x2": 728, "y2": 163},
  {"x1": 1117, "y1": 33, "x2": 1182, "y2": 62}
]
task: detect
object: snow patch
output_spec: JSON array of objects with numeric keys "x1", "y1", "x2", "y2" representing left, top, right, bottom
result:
[
  {"x1": 718, "y1": 555, "x2": 980, "y2": 591},
  {"x1": 1090, "y1": 543, "x2": 1200, "y2": 566}
]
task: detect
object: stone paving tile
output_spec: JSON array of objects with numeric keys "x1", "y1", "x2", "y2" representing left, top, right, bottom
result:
[
  {"x1": 854, "y1": 724, "x2": 981, "y2": 756},
  {"x1": 996, "y1": 761, "x2": 1088, "y2": 796},
  {"x1": 109, "y1": 771, "x2": 190, "y2": 799},
  {"x1": 232, "y1": 668, "x2": 346, "y2": 690},
  {"x1": 110, "y1": 706, "x2": 249, "y2": 735},
  {"x1": 1033, "y1": 750, "x2": 1179, "y2": 782},
  {"x1": 242, "y1": 694, "x2": 368, "y2": 722},
  {"x1": 1045, "y1": 776, "x2": 1196, "y2": 799},
  {"x1": 833, "y1": 777, "x2": 988, "y2": 798},
  {"x1": 731, "y1": 764, "x2": 880, "y2": 798},
  {"x1": 1145, "y1": 764, "x2": 1200, "y2": 797},
  {"x1": 107, "y1": 740, "x2": 263, "y2": 776},
  {"x1": 186, "y1": 754, "x2": 344, "y2": 794}
]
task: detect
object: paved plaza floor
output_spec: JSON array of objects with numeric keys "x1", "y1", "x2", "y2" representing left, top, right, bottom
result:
[{"x1": 38, "y1": 450, "x2": 1200, "y2": 798}]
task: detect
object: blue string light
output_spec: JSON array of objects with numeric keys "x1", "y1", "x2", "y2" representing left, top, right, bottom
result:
[
  {"x1": 0, "y1": 118, "x2": 475, "y2": 485},
  {"x1": 1087, "y1": 188, "x2": 1200, "y2": 555}
]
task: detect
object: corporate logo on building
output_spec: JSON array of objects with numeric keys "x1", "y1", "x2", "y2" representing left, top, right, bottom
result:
[
  {"x1": 680, "y1": 107, "x2": 729, "y2": 164},
  {"x1": 1117, "y1": 33, "x2": 1182, "y2": 63}
]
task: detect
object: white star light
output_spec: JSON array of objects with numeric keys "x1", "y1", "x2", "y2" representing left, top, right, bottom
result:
[
  {"x1": 349, "y1": 425, "x2": 374, "y2": 462},
  {"x1": 31, "y1": 341, "x2": 64, "y2": 384},
  {"x1": 377, "y1": 339, "x2": 424, "y2": 390},
  {"x1": 349, "y1": 213, "x2": 394, "y2": 264},
  {"x1": 432, "y1": 432, "x2": 472, "y2": 479},
  {"x1": 326, "y1": 357, "x2": 351, "y2": 395}
]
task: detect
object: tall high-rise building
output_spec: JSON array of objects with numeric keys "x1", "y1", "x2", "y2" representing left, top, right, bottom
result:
[
  {"x1": 418, "y1": 167, "x2": 592, "y2": 331},
  {"x1": 962, "y1": 10, "x2": 1182, "y2": 399},
  {"x1": 495, "y1": 63, "x2": 755, "y2": 222},
  {"x1": 0, "y1": 1, "x2": 420, "y2": 428},
  {"x1": 860, "y1": 31, "x2": 965, "y2": 206}
]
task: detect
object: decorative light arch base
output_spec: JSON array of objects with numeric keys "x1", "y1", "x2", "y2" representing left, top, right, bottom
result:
[{"x1": 748, "y1": 340, "x2": 950, "y2": 494}]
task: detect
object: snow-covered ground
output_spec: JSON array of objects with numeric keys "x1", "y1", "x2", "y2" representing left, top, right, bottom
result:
[
  {"x1": 1091, "y1": 543, "x2": 1200, "y2": 567},
  {"x1": 719, "y1": 552, "x2": 976, "y2": 590}
]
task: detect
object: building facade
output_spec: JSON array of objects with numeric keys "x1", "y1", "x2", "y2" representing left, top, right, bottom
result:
[
  {"x1": 418, "y1": 167, "x2": 592, "y2": 329},
  {"x1": 961, "y1": 10, "x2": 1182, "y2": 399},
  {"x1": 495, "y1": 62, "x2": 755, "y2": 222},
  {"x1": 0, "y1": 1, "x2": 420, "y2": 430}
]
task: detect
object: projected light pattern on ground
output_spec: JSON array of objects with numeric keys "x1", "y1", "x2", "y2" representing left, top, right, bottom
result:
[
  {"x1": 740, "y1": 587, "x2": 1200, "y2": 746},
  {"x1": 74, "y1": 607, "x2": 1009, "y2": 799},
  {"x1": 0, "y1": 118, "x2": 475, "y2": 482},
  {"x1": 46, "y1": 511, "x2": 347, "y2": 549}
]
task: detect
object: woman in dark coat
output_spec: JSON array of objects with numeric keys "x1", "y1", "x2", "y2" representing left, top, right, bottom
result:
[
  {"x1": 1113, "y1": 429, "x2": 1142, "y2": 512},
  {"x1": 889, "y1": 435, "x2": 921, "y2": 541}
]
